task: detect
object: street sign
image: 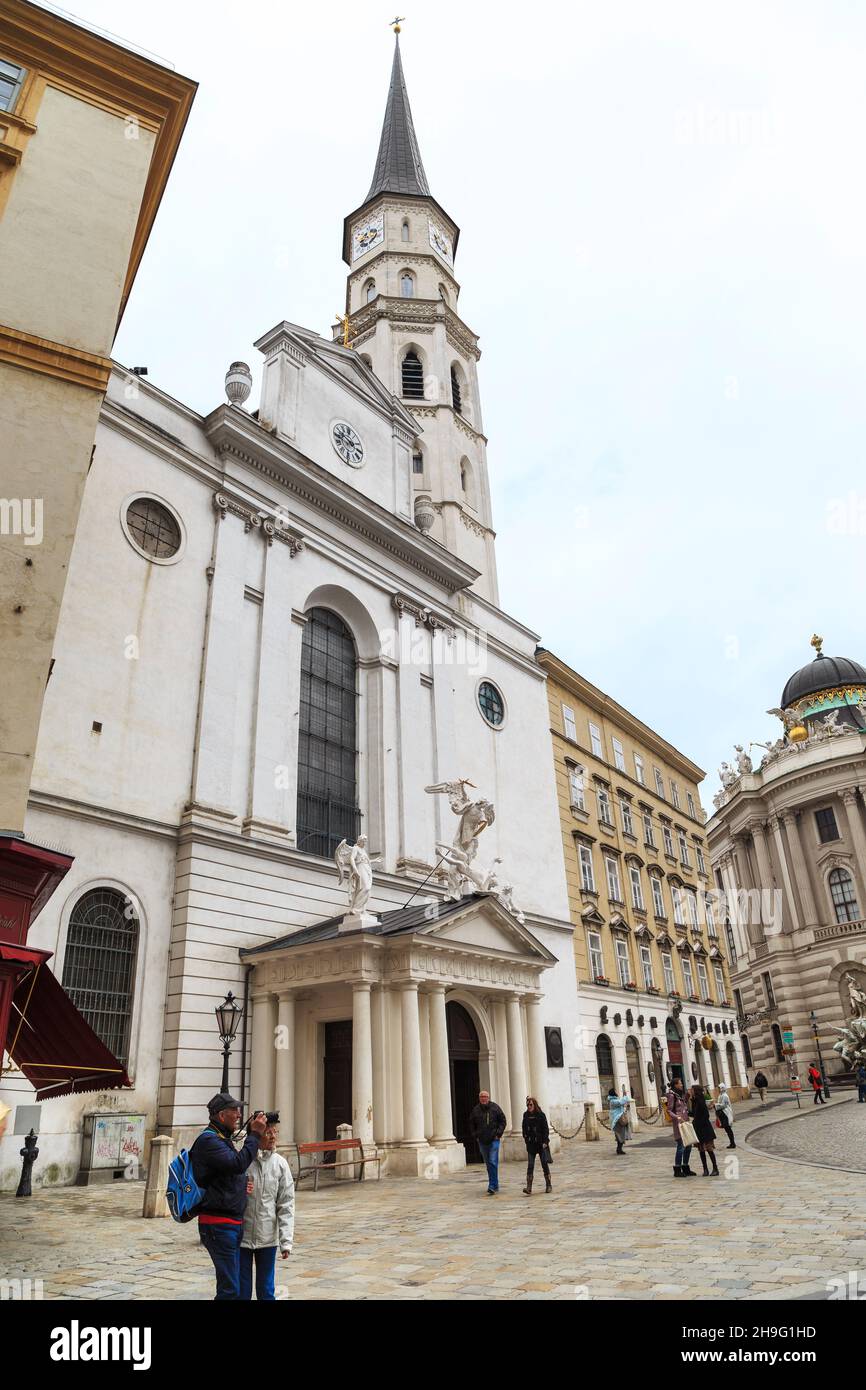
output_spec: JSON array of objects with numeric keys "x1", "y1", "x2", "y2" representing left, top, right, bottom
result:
[
  {"x1": 790, "y1": 1077, "x2": 801, "y2": 1091},
  {"x1": 782, "y1": 1030, "x2": 795, "y2": 1046}
]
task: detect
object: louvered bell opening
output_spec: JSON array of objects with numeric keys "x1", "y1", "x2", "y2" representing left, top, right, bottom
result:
[
  {"x1": 451, "y1": 368, "x2": 462, "y2": 414},
  {"x1": 402, "y1": 351, "x2": 425, "y2": 399}
]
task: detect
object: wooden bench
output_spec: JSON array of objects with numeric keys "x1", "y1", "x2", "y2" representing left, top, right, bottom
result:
[{"x1": 291, "y1": 1138, "x2": 381, "y2": 1189}]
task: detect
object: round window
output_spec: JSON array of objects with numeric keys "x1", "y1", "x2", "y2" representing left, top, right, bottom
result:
[
  {"x1": 477, "y1": 680, "x2": 505, "y2": 728},
  {"x1": 125, "y1": 497, "x2": 181, "y2": 560}
]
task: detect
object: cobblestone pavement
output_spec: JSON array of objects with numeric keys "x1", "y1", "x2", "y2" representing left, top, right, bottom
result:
[
  {"x1": 1, "y1": 1095, "x2": 863, "y2": 1301},
  {"x1": 747, "y1": 1093, "x2": 866, "y2": 1173}
]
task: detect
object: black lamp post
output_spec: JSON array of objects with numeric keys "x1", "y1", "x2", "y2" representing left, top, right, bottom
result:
[
  {"x1": 810, "y1": 1009, "x2": 831, "y2": 1100},
  {"x1": 215, "y1": 991, "x2": 243, "y2": 1092}
]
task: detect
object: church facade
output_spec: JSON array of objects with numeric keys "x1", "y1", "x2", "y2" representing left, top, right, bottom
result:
[{"x1": 0, "y1": 39, "x2": 582, "y2": 1187}]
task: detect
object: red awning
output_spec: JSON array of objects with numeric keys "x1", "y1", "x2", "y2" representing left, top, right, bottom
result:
[
  {"x1": 0, "y1": 943, "x2": 53, "y2": 968},
  {"x1": 5, "y1": 960, "x2": 131, "y2": 1100}
]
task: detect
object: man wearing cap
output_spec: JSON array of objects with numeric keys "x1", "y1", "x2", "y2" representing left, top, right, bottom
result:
[{"x1": 190, "y1": 1092, "x2": 267, "y2": 1300}]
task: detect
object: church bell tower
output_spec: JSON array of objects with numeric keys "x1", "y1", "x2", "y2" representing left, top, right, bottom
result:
[{"x1": 340, "y1": 30, "x2": 498, "y2": 603}]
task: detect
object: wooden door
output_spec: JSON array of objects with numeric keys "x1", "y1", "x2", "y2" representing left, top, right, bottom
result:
[{"x1": 322, "y1": 1019, "x2": 353, "y2": 1145}]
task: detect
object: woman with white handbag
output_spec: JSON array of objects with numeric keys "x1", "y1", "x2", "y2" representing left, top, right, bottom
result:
[{"x1": 665, "y1": 1076, "x2": 696, "y2": 1177}]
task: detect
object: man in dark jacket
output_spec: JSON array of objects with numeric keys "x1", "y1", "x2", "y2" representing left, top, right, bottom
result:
[
  {"x1": 190, "y1": 1093, "x2": 267, "y2": 1299},
  {"x1": 468, "y1": 1090, "x2": 507, "y2": 1194},
  {"x1": 753, "y1": 1071, "x2": 769, "y2": 1103}
]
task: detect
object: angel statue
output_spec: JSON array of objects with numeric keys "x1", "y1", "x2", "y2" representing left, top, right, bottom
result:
[
  {"x1": 734, "y1": 745, "x2": 753, "y2": 776},
  {"x1": 766, "y1": 706, "x2": 803, "y2": 733},
  {"x1": 718, "y1": 761, "x2": 737, "y2": 790},
  {"x1": 425, "y1": 779, "x2": 496, "y2": 851},
  {"x1": 845, "y1": 972, "x2": 866, "y2": 1021},
  {"x1": 434, "y1": 841, "x2": 496, "y2": 899},
  {"x1": 335, "y1": 835, "x2": 380, "y2": 915}
]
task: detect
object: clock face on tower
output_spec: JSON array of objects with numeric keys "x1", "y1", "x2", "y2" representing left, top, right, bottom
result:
[
  {"x1": 352, "y1": 212, "x2": 384, "y2": 261},
  {"x1": 331, "y1": 420, "x2": 365, "y2": 468},
  {"x1": 428, "y1": 219, "x2": 453, "y2": 264}
]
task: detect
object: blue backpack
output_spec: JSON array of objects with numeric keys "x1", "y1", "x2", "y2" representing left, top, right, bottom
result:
[{"x1": 167, "y1": 1144, "x2": 205, "y2": 1223}]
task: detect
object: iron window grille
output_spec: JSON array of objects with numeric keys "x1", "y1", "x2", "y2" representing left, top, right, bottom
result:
[
  {"x1": 126, "y1": 497, "x2": 181, "y2": 559},
  {"x1": 296, "y1": 608, "x2": 361, "y2": 859},
  {"x1": 477, "y1": 681, "x2": 504, "y2": 726},
  {"x1": 61, "y1": 887, "x2": 137, "y2": 1066}
]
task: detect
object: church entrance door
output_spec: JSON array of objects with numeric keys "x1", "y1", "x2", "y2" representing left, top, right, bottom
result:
[
  {"x1": 322, "y1": 1020, "x2": 353, "y2": 1153},
  {"x1": 447, "y1": 1001, "x2": 481, "y2": 1163}
]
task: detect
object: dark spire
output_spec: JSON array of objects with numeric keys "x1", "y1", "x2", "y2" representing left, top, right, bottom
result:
[{"x1": 365, "y1": 37, "x2": 431, "y2": 201}]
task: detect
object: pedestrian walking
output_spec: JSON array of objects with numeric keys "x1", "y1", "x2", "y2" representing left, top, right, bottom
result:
[
  {"x1": 608, "y1": 1087, "x2": 633, "y2": 1156},
  {"x1": 469, "y1": 1089, "x2": 507, "y2": 1195},
  {"x1": 808, "y1": 1062, "x2": 826, "y2": 1104},
  {"x1": 240, "y1": 1118, "x2": 294, "y2": 1300},
  {"x1": 714, "y1": 1083, "x2": 736, "y2": 1148},
  {"x1": 189, "y1": 1093, "x2": 267, "y2": 1300},
  {"x1": 521, "y1": 1095, "x2": 552, "y2": 1194},
  {"x1": 857, "y1": 1062, "x2": 866, "y2": 1103},
  {"x1": 753, "y1": 1070, "x2": 768, "y2": 1103},
  {"x1": 666, "y1": 1076, "x2": 696, "y2": 1177},
  {"x1": 689, "y1": 1084, "x2": 719, "y2": 1176}
]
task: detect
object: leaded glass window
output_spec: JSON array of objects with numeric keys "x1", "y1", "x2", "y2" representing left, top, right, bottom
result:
[
  {"x1": 296, "y1": 608, "x2": 360, "y2": 858},
  {"x1": 61, "y1": 887, "x2": 137, "y2": 1066}
]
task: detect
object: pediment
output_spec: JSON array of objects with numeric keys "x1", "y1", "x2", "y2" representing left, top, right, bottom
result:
[
  {"x1": 416, "y1": 897, "x2": 556, "y2": 963},
  {"x1": 262, "y1": 321, "x2": 418, "y2": 431}
]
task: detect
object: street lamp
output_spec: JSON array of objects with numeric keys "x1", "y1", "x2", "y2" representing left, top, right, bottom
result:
[
  {"x1": 215, "y1": 991, "x2": 243, "y2": 1092},
  {"x1": 810, "y1": 1009, "x2": 831, "y2": 1100}
]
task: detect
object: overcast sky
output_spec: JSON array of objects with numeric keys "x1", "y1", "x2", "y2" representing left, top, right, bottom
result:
[{"x1": 63, "y1": 0, "x2": 864, "y2": 799}]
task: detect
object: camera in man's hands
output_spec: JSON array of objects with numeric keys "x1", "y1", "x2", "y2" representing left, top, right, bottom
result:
[{"x1": 246, "y1": 1109, "x2": 280, "y2": 1129}]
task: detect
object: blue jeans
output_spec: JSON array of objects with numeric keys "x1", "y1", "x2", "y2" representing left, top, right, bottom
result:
[
  {"x1": 199, "y1": 1222, "x2": 243, "y2": 1300},
  {"x1": 478, "y1": 1138, "x2": 500, "y2": 1191},
  {"x1": 675, "y1": 1140, "x2": 693, "y2": 1168},
  {"x1": 858, "y1": 1084, "x2": 866, "y2": 1102},
  {"x1": 239, "y1": 1246, "x2": 277, "y2": 1301}
]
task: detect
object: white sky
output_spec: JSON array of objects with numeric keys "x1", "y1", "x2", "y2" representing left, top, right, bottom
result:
[{"x1": 60, "y1": 0, "x2": 865, "y2": 797}]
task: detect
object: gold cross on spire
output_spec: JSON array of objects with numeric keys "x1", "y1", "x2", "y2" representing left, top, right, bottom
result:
[{"x1": 390, "y1": 15, "x2": 406, "y2": 34}]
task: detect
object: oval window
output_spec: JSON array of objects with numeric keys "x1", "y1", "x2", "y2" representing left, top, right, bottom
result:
[
  {"x1": 124, "y1": 496, "x2": 182, "y2": 560},
  {"x1": 477, "y1": 681, "x2": 505, "y2": 728}
]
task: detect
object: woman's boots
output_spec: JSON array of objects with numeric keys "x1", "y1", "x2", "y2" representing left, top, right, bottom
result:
[
  {"x1": 544, "y1": 1171, "x2": 552, "y2": 1193},
  {"x1": 701, "y1": 1147, "x2": 720, "y2": 1176},
  {"x1": 523, "y1": 1170, "x2": 533, "y2": 1195}
]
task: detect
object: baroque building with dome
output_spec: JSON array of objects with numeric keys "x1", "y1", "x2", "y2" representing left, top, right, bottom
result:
[{"x1": 707, "y1": 637, "x2": 866, "y2": 1087}]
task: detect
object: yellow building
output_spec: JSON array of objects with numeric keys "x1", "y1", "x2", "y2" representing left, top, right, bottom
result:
[
  {"x1": 0, "y1": 0, "x2": 195, "y2": 835},
  {"x1": 537, "y1": 650, "x2": 747, "y2": 1107}
]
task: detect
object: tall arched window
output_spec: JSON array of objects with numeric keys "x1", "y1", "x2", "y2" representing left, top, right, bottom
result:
[
  {"x1": 363, "y1": 279, "x2": 376, "y2": 304},
  {"x1": 297, "y1": 608, "x2": 360, "y2": 858},
  {"x1": 401, "y1": 350, "x2": 425, "y2": 399},
  {"x1": 829, "y1": 867, "x2": 860, "y2": 923},
  {"x1": 741, "y1": 1034, "x2": 753, "y2": 1069},
  {"x1": 401, "y1": 219, "x2": 410, "y2": 242},
  {"x1": 771, "y1": 1022, "x2": 784, "y2": 1062},
  {"x1": 596, "y1": 1033, "x2": 615, "y2": 1102},
  {"x1": 451, "y1": 366, "x2": 462, "y2": 414},
  {"x1": 61, "y1": 887, "x2": 138, "y2": 1065},
  {"x1": 400, "y1": 271, "x2": 415, "y2": 298}
]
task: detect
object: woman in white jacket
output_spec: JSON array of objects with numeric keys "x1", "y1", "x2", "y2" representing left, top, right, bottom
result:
[{"x1": 240, "y1": 1122, "x2": 295, "y2": 1300}]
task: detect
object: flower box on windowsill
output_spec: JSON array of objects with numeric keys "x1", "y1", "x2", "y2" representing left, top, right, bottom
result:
[
  {"x1": 646, "y1": 986, "x2": 661, "y2": 995},
  {"x1": 704, "y1": 997, "x2": 715, "y2": 1006},
  {"x1": 688, "y1": 994, "x2": 700, "y2": 1003},
  {"x1": 719, "y1": 999, "x2": 732, "y2": 1007},
  {"x1": 594, "y1": 976, "x2": 610, "y2": 986},
  {"x1": 623, "y1": 982, "x2": 637, "y2": 991}
]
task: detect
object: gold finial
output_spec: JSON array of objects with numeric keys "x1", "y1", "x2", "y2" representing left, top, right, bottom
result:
[
  {"x1": 390, "y1": 15, "x2": 405, "y2": 34},
  {"x1": 335, "y1": 312, "x2": 350, "y2": 348},
  {"x1": 811, "y1": 633, "x2": 824, "y2": 656}
]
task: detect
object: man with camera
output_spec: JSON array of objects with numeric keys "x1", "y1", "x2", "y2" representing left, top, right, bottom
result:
[
  {"x1": 190, "y1": 1092, "x2": 268, "y2": 1300},
  {"x1": 240, "y1": 1113, "x2": 295, "y2": 1300}
]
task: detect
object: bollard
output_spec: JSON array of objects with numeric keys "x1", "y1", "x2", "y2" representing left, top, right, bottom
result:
[
  {"x1": 336, "y1": 1122, "x2": 353, "y2": 1181},
  {"x1": 16, "y1": 1129, "x2": 38, "y2": 1197},
  {"x1": 142, "y1": 1135, "x2": 173, "y2": 1218},
  {"x1": 583, "y1": 1102, "x2": 599, "y2": 1142}
]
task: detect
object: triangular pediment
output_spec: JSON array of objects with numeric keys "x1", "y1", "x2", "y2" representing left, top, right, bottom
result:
[{"x1": 414, "y1": 896, "x2": 556, "y2": 963}]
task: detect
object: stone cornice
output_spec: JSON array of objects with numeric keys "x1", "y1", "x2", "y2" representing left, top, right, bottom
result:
[
  {"x1": 346, "y1": 294, "x2": 481, "y2": 362},
  {"x1": 204, "y1": 408, "x2": 479, "y2": 595},
  {"x1": 0, "y1": 321, "x2": 111, "y2": 391}
]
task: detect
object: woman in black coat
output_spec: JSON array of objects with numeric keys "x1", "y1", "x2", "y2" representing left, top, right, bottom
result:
[
  {"x1": 522, "y1": 1096, "x2": 552, "y2": 1194},
  {"x1": 689, "y1": 1084, "x2": 719, "y2": 1176}
]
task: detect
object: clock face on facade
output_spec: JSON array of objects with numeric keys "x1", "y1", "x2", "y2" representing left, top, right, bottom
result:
[
  {"x1": 352, "y1": 213, "x2": 384, "y2": 261},
  {"x1": 428, "y1": 219, "x2": 453, "y2": 264},
  {"x1": 331, "y1": 420, "x2": 365, "y2": 467}
]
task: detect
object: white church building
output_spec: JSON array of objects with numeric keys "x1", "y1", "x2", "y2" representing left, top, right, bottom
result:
[{"x1": 0, "y1": 38, "x2": 582, "y2": 1186}]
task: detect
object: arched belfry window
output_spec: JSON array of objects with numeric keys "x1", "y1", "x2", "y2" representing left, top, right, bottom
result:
[
  {"x1": 401, "y1": 219, "x2": 410, "y2": 242},
  {"x1": 829, "y1": 867, "x2": 860, "y2": 923},
  {"x1": 364, "y1": 279, "x2": 376, "y2": 304},
  {"x1": 401, "y1": 350, "x2": 425, "y2": 399},
  {"x1": 401, "y1": 271, "x2": 415, "y2": 298},
  {"x1": 61, "y1": 887, "x2": 138, "y2": 1066},
  {"x1": 451, "y1": 366, "x2": 462, "y2": 414},
  {"x1": 297, "y1": 608, "x2": 360, "y2": 858}
]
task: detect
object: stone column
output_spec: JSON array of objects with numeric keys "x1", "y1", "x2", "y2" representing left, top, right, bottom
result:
[
  {"x1": 244, "y1": 539, "x2": 303, "y2": 839},
  {"x1": 768, "y1": 815, "x2": 799, "y2": 932},
  {"x1": 841, "y1": 789, "x2": 866, "y2": 913},
  {"x1": 492, "y1": 997, "x2": 510, "y2": 1109},
  {"x1": 400, "y1": 982, "x2": 426, "y2": 1144},
  {"x1": 524, "y1": 995, "x2": 548, "y2": 1112},
  {"x1": 249, "y1": 991, "x2": 275, "y2": 1111},
  {"x1": 352, "y1": 982, "x2": 374, "y2": 1146},
  {"x1": 782, "y1": 811, "x2": 819, "y2": 928},
  {"x1": 428, "y1": 985, "x2": 455, "y2": 1143},
  {"x1": 274, "y1": 991, "x2": 295, "y2": 1144},
  {"x1": 371, "y1": 985, "x2": 389, "y2": 1144},
  {"x1": 719, "y1": 853, "x2": 749, "y2": 961},
  {"x1": 394, "y1": 609, "x2": 434, "y2": 871},
  {"x1": 505, "y1": 994, "x2": 528, "y2": 1134},
  {"x1": 418, "y1": 991, "x2": 433, "y2": 1139}
]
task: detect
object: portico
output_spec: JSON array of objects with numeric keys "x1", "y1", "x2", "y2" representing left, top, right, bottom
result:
[{"x1": 240, "y1": 892, "x2": 557, "y2": 1175}]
